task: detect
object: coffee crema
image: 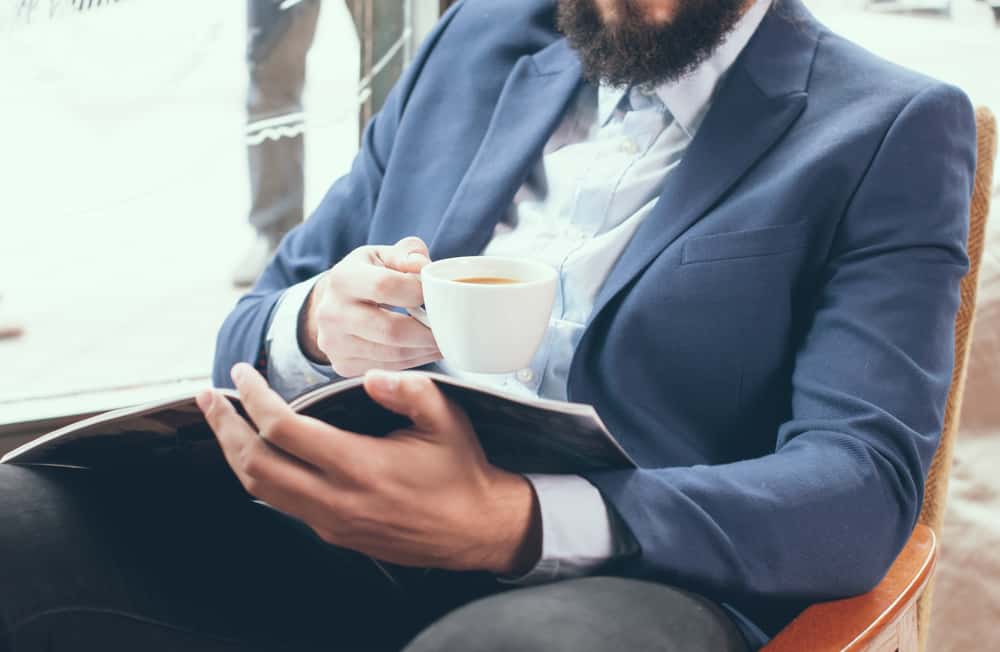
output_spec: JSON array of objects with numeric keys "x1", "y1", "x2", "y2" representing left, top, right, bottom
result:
[{"x1": 454, "y1": 276, "x2": 520, "y2": 285}]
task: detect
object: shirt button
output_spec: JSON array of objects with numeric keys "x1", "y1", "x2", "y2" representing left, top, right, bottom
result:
[
  {"x1": 620, "y1": 139, "x2": 639, "y2": 155},
  {"x1": 516, "y1": 368, "x2": 535, "y2": 384}
]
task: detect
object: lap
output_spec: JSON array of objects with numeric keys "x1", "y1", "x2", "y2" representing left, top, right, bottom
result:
[
  {"x1": 0, "y1": 463, "x2": 410, "y2": 651},
  {"x1": 406, "y1": 576, "x2": 750, "y2": 652},
  {"x1": 0, "y1": 464, "x2": 747, "y2": 652}
]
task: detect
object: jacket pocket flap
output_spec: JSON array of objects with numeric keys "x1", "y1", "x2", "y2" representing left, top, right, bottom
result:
[{"x1": 681, "y1": 222, "x2": 807, "y2": 265}]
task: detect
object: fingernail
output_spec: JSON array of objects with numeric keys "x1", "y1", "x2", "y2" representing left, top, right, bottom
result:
[
  {"x1": 407, "y1": 252, "x2": 428, "y2": 266},
  {"x1": 230, "y1": 364, "x2": 247, "y2": 385},
  {"x1": 196, "y1": 390, "x2": 214, "y2": 412}
]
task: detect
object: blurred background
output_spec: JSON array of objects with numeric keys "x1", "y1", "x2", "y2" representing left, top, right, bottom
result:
[
  {"x1": 0, "y1": 0, "x2": 996, "y2": 424},
  {"x1": 0, "y1": 1, "x2": 998, "y2": 649},
  {"x1": 0, "y1": 0, "x2": 444, "y2": 421}
]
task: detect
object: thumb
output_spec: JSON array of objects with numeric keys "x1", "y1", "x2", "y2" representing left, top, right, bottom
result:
[{"x1": 364, "y1": 370, "x2": 469, "y2": 438}]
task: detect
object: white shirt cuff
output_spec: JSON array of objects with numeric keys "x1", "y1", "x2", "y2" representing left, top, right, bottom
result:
[
  {"x1": 264, "y1": 275, "x2": 338, "y2": 400},
  {"x1": 501, "y1": 474, "x2": 629, "y2": 585}
]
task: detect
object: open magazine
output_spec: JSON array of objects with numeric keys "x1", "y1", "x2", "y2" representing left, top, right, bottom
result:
[{"x1": 2, "y1": 371, "x2": 636, "y2": 475}]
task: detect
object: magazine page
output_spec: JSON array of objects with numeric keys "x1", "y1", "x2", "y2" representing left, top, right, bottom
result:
[
  {"x1": 1, "y1": 391, "x2": 240, "y2": 467},
  {"x1": 5, "y1": 371, "x2": 635, "y2": 474},
  {"x1": 294, "y1": 372, "x2": 636, "y2": 474}
]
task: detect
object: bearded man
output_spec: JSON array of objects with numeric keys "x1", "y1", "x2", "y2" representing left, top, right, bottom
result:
[{"x1": 0, "y1": 0, "x2": 975, "y2": 650}]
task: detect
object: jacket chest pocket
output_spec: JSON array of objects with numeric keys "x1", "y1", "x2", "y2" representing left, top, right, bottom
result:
[{"x1": 681, "y1": 221, "x2": 808, "y2": 265}]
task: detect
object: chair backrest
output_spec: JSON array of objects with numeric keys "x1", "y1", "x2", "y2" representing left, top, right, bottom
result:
[{"x1": 915, "y1": 106, "x2": 997, "y2": 650}]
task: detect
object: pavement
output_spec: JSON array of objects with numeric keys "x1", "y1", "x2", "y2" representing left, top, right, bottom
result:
[{"x1": 0, "y1": 0, "x2": 997, "y2": 423}]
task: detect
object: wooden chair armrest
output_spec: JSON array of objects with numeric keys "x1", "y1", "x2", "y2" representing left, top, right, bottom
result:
[{"x1": 762, "y1": 524, "x2": 937, "y2": 652}]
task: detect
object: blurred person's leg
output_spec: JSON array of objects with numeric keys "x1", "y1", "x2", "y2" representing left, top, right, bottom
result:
[
  {"x1": 0, "y1": 463, "x2": 440, "y2": 651},
  {"x1": 235, "y1": 0, "x2": 321, "y2": 287}
]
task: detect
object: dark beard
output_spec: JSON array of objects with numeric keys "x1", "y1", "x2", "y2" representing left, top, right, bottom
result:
[{"x1": 557, "y1": 0, "x2": 748, "y2": 88}]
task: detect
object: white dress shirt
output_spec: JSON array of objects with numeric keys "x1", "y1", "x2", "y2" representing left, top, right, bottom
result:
[{"x1": 263, "y1": 0, "x2": 772, "y2": 582}]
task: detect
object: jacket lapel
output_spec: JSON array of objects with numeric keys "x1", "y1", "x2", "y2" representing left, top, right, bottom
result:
[
  {"x1": 584, "y1": 1, "x2": 820, "y2": 338},
  {"x1": 569, "y1": 0, "x2": 822, "y2": 399},
  {"x1": 429, "y1": 40, "x2": 582, "y2": 261}
]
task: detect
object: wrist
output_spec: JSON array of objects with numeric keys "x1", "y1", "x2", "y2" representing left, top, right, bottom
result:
[
  {"x1": 298, "y1": 279, "x2": 327, "y2": 363},
  {"x1": 480, "y1": 471, "x2": 542, "y2": 576}
]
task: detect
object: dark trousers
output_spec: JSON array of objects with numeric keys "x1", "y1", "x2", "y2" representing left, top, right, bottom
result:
[
  {"x1": 0, "y1": 464, "x2": 749, "y2": 651},
  {"x1": 246, "y1": 0, "x2": 322, "y2": 239}
]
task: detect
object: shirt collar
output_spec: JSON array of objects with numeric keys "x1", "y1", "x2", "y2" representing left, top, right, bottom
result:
[{"x1": 596, "y1": 0, "x2": 772, "y2": 137}]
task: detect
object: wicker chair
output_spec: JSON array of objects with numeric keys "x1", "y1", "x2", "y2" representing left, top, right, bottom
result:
[{"x1": 764, "y1": 106, "x2": 997, "y2": 652}]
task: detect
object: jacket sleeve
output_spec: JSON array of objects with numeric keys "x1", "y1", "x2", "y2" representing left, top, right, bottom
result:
[
  {"x1": 211, "y1": 3, "x2": 463, "y2": 389},
  {"x1": 584, "y1": 84, "x2": 977, "y2": 611}
]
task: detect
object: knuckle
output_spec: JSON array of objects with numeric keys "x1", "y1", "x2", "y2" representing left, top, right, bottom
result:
[
  {"x1": 359, "y1": 453, "x2": 386, "y2": 484},
  {"x1": 341, "y1": 458, "x2": 372, "y2": 488},
  {"x1": 354, "y1": 245, "x2": 377, "y2": 261},
  {"x1": 260, "y1": 415, "x2": 293, "y2": 446},
  {"x1": 274, "y1": 414, "x2": 300, "y2": 440},
  {"x1": 242, "y1": 474, "x2": 261, "y2": 496},
  {"x1": 405, "y1": 402, "x2": 426, "y2": 423},
  {"x1": 379, "y1": 248, "x2": 402, "y2": 269},
  {"x1": 239, "y1": 440, "x2": 266, "y2": 479},
  {"x1": 321, "y1": 492, "x2": 359, "y2": 524},
  {"x1": 372, "y1": 273, "x2": 397, "y2": 299}
]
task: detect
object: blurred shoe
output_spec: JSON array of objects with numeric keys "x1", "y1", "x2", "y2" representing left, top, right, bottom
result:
[
  {"x1": 0, "y1": 320, "x2": 23, "y2": 341},
  {"x1": 232, "y1": 234, "x2": 280, "y2": 288},
  {"x1": 0, "y1": 296, "x2": 23, "y2": 340}
]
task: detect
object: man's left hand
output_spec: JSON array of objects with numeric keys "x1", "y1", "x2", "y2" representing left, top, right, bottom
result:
[{"x1": 196, "y1": 363, "x2": 541, "y2": 576}]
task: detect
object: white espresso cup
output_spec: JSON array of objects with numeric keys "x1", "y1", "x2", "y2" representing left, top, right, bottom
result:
[{"x1": 408, "y1": 256, "x2": 557, "y2": 374}]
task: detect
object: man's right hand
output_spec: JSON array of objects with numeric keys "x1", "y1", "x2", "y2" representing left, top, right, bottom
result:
[{"x1": 299, "y1": 236, "x2": 442, "y2": 376}]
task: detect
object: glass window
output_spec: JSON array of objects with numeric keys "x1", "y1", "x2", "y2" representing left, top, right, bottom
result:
[{"x1": 0, "y1": 0, "x2": 425, "y2": 427}]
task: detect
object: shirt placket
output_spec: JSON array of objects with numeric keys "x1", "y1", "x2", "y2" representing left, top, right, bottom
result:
[{"x1": 513, "y1": 95, "x2": 669, "y2": 395}]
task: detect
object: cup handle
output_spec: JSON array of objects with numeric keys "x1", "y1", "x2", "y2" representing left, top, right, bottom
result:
[{"x1": 407, "y1": 305, "x2": 431, "y2": 328}]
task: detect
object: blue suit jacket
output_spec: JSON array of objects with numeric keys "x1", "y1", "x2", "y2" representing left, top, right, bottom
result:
[{"x1": 214, "y1": 0, "x2": 976, "y2": 639}]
